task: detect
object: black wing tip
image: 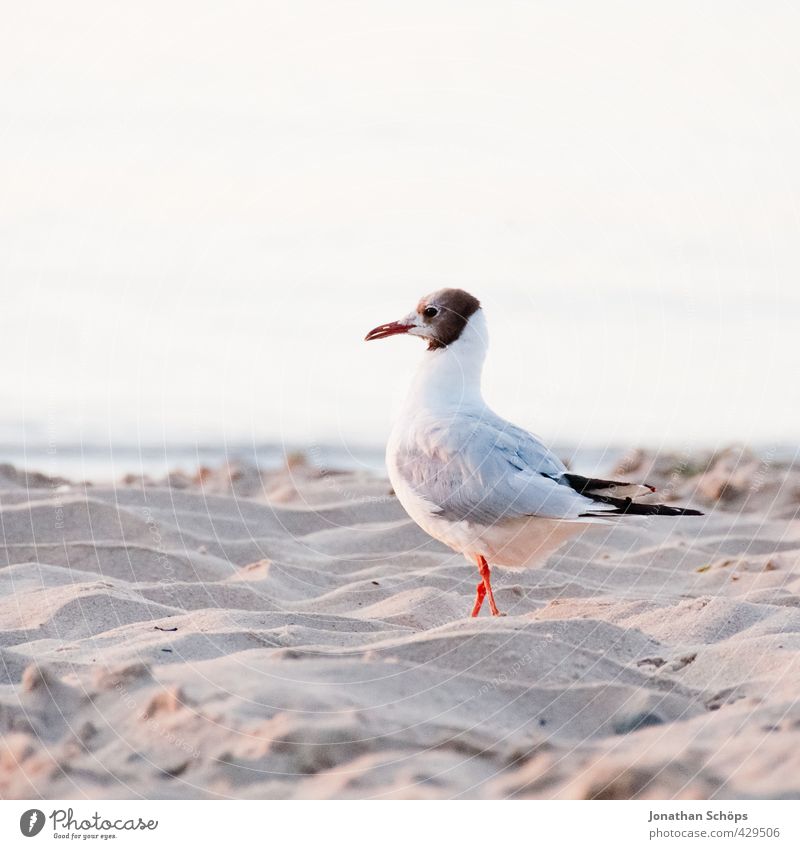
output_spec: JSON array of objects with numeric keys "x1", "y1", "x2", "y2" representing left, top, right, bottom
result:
[
  {"x1": 563, "y1": 473, "x2": 703, "y2": 517},
  {"x1": 580, "y1": 500, "x2": 704, "y2": 518}
]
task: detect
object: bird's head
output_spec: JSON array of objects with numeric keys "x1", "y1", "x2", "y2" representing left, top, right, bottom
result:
[{"x1": 364, "y1": 288, "x2": 482, "y2": 351}]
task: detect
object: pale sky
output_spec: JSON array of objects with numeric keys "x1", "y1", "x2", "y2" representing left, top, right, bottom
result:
[{"x1": 2, "y1": 2, "x2": 800, "y2": 456}]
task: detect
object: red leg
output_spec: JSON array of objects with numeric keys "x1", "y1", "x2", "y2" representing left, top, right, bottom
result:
[
  {"x1": 471, "y1": 581, "x2": 486, "y2": 617},
  {"x1": 474, "y1": 555, "x2": 503, "y2": 617}
]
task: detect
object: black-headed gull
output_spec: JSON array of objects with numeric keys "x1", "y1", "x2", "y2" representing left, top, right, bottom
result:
[{"x1": 365, "y1": 288, "x2": 702, "y2": 617}]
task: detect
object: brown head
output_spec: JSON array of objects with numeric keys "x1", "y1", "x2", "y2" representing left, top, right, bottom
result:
[{"x1": 365, "y1": 288, "x2": 482, "y2": 351}]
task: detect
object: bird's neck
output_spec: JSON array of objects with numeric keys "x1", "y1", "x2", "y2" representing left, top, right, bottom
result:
[{"x1": 405, "y1": 309, "x2": 489, "y2": 414}]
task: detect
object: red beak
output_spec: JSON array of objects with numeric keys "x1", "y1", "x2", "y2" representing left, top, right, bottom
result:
[{"x1": 364, "y1": 320, "x2": 413, "y2": 341}]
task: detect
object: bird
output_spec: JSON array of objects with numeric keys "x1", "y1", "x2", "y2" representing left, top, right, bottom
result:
[{"x1": 365, "y1": 288, "x2": 703, "y2": 617}]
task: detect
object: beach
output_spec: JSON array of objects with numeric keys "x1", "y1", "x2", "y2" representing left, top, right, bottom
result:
[{"x1": 1, "y1": 448, "x2": 799, "y2": 800}]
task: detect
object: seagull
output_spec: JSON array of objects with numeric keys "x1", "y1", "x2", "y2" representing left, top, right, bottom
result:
[{"x1": 365, "y1": 288, "x2": 703, "y2": 617}]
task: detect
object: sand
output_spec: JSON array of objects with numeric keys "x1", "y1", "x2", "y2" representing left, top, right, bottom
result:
[{"x1": 1, "y1": 448, "x2": 800, "y2": 800}]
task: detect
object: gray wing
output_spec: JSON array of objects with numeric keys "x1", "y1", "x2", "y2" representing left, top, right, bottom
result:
[{"x1": 394, "y1": 412, "x2": 598, "y2": 524}]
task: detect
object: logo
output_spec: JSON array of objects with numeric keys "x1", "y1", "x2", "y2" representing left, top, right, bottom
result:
[
  {"x1": 16, "y1": 807, "x2": 159, "y2": 838},
  {"x1": 19, "y1": 810, "x2": 46, "y2": 837}
]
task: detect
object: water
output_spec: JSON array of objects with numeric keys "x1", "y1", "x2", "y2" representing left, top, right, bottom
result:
[
  {"x1": 0, "y1": 440, "x2": 646, "y2": 483},
  {"x1": 0, "y1": 442, "x2": 385, "y2": 483},
  {"x1": 10, "y1": 439, "x2": 797, "y2": 485}
]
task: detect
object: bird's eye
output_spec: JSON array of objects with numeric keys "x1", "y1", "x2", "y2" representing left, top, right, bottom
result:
[{"x1": 423, "y1": 306, "x2": 439, "y2": 318}]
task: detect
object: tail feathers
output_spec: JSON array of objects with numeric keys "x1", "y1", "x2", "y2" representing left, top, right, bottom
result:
[
  {"x1": 562, "y1": 473, "x2": 703, "y2": 518},
  {"x1": 579, "y1": 495, "x2": 703, "y2": 518}
]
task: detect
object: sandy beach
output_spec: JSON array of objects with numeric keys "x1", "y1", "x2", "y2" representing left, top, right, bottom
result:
[{"x1": 1, "y1": 448, "x2": 800, "y2": 800}]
